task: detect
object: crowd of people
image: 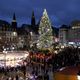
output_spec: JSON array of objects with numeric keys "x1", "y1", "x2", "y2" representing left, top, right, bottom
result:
[
  {"x1": 0, "y1": 65, "x2": 26, "y2": 80},
  {"x1": 53, "y1": 47, "x2": 80, "y2": 72},
  {"x1": 26, "y1": 59, "x2": 50, "y2": 80},
  {"x1": 27, "y1": 51, "x2": 54, "y2": 80},
  {"x1": 0, "y1": 56, "x2": 50, "y2": 80},
  {"x1": 1, "y1": 47, "x2": 80, "y2": 79}
]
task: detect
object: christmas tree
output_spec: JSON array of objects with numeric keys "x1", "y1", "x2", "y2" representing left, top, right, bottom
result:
[{"x1": 37, "y1": 9, "x2": 53, "y2": 50}]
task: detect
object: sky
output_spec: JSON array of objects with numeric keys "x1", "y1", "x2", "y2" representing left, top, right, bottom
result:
[{"x1": 0, "y1": 0, "x2": 80, "y2": 27}]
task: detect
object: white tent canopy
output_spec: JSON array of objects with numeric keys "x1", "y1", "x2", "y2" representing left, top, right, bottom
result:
[{"x1": 0, "y1": 51, "x2": 29, "y2": 67}]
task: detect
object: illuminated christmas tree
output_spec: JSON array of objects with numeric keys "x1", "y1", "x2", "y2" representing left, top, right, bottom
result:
[{"x1": 37, "y1": 9, "x2": 53, "y2": 50}]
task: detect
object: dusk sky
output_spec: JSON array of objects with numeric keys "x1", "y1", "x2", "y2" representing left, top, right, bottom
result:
[{"x1": 0, "y1": 0, "x2": 80, "y2": 27}]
